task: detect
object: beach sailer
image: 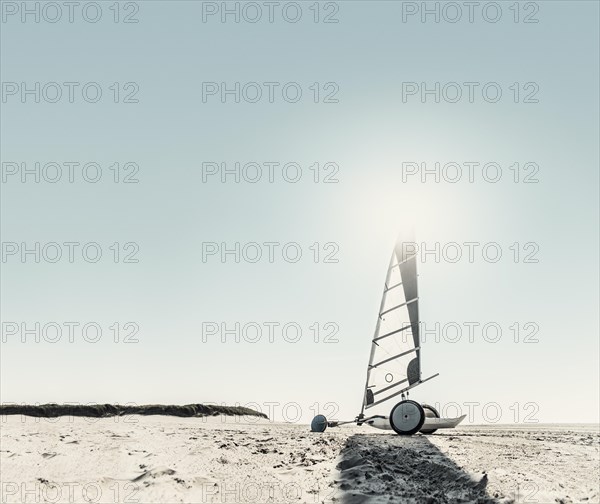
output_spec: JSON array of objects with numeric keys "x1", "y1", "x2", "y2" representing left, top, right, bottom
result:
[{"x1": 311, "y1": 235, "x2": 465, "y2": 435}]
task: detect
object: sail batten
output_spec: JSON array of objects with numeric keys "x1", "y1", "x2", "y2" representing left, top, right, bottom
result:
[
  {"x1": 368, "y1": 388, "x2": 410, "y2": 408},
  {"x1": 387, "y1": 254, "x2": 417, "y2": 271},
  {"x1": 373, "y1": 324, "x2": 412, "y2": 342},
  {"x1": 362, "y1": 236, "x2": 424, "y2": 412},
  {"x1": 373, "y1": 378, "x2": 410, "y2": 396},
  {"x1": 371, "y1": 346, "x2": 420, "y2": 368},
  {"x1": 367, "y1": 377, "x2": 429, "y2": 408},
  {"x1": 384, "y1": 281, "x2": 404, "y2": 292},
  {"x1": 380, "y1": 297, "x2": 418, "y2": 317}
]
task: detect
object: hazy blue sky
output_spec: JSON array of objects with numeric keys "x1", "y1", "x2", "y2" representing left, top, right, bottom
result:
[{"x1": 1, "y1": 1, "x2": 598, "y2": 424}]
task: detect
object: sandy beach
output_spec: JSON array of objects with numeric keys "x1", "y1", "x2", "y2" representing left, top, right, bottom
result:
[{"x1": 1, "y1": 415, "x2": 598, "y2": 504}]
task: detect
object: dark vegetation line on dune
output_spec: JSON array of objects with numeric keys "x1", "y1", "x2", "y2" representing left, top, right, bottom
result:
[{"x1": 0, "y1": 403, "x2": 268, "y2": 419}]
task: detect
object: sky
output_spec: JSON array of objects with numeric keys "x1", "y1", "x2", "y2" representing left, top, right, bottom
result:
[{"x1": 1, "y1": 1, "x2": 598, "y2": 425}]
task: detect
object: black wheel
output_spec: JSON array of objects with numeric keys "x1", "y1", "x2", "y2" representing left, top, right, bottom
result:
[
  {"x1": 419, "y1": 403, "x2": 440, "y2": 434},
  {"x1": 310, "y1": 415, "x2": 327, "y2": 432},
  {"x1": 389, "y1": 400, "x2": 425, "y2": 436}
]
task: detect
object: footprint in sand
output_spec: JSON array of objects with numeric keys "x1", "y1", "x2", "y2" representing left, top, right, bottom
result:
[{"x1": 132, "y1": 466, "x2": 176, "y2": 482}]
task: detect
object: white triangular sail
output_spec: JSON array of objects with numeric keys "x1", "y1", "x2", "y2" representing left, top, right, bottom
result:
[{"x1": 362, "y1": 239, "x2": 424, "y2": 411}]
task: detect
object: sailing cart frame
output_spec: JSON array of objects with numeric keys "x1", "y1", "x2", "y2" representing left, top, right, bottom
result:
[{"x1": 311, "y1": 236, "x2": 465, "y2": 435}]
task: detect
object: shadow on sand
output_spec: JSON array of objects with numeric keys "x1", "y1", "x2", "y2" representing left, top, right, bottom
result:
[{"x1": 334, "y1": 432, "x2": 501, "y2": 504}]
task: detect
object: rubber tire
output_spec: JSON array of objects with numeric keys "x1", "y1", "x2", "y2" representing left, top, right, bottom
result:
[
  {"x1": 311, "y1": 415, "x2": 327, "y2": 432},
  {"x1": 389, "y1": 400, "x2": 425, "y2": 436},
  {"x1": 419, "y1": 403, "x2": 440, "y2": 435}
]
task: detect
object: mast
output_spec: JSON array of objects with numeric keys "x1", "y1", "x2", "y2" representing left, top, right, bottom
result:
[{"x1": 359, "y1": 248, "x2": 396, "y2": 417}]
